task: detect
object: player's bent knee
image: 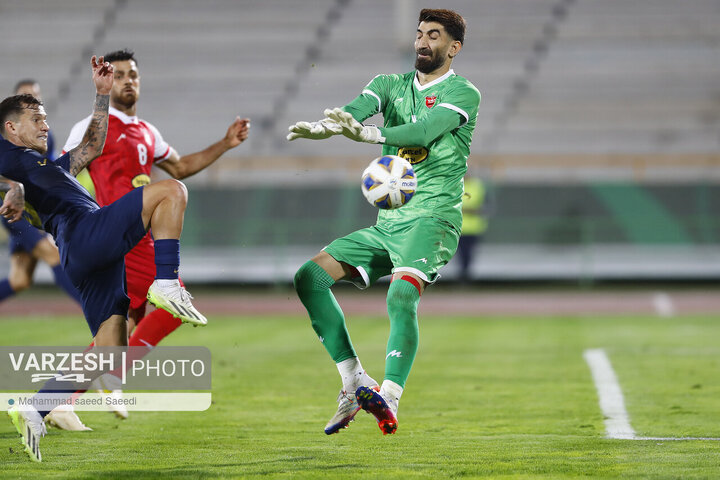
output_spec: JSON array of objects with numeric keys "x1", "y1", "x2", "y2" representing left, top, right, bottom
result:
[
  {"x1": 387, "y1": 286, "x2": 418, "y2": 307},
  {"x1": 386, "y1": 292, "x2": 416, "y2": 316},
  {"x1": 386, "y1": 278, "x2": 422, "y2": 319},
  {"x1": 294, "y1": 260, "x2": 331, "y2": 296},
  {"x1": 163, "y1": 179, "x2": 188, "y2": 204},
  {"x1": 293, "y1": 261, "x2": 314, "y2": 294},
  {"x1": 146, "y1": 179, "x2": 188, "y2": 204}
]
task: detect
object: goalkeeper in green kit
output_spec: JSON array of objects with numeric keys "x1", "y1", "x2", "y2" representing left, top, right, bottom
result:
[{"x1": 288, "y1": 8, "x2": 480, "y2": 435}]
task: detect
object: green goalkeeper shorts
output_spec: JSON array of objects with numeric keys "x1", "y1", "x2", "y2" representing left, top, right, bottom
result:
[{"x1": 323, "y1": 216, "x2": 459, "y2": 288}]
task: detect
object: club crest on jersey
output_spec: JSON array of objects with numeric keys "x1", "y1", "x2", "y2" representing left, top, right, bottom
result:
[
  {"x1": 131, "y1": 174, "x2": 151, "y2": 188},
  {"x1": 397, "y1": 146, "x2": 429, "y2": 165},
  {"x1": 425, "y1": 95, "x2": 437, "y2": 108}
]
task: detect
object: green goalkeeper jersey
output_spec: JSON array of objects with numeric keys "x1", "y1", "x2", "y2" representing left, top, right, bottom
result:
[{"x1": 344, "y1": 69, "x2": 480, "y2": 233}]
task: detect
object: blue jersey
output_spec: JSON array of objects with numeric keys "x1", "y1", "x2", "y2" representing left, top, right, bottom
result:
[{"x1": 0, "y1": 138, "x2": 98, "y2": 240}]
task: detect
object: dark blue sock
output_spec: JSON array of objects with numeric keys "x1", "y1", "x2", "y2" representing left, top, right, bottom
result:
[
  {"x1": 154, "y1": 239, "x2": 180, "y2": 280},
  {"x1": 51, "y1": 265, "x2": 82, "y2": 305},
  {"x1": 0, "y1": 279, "x2": 15, "y2": 302}
]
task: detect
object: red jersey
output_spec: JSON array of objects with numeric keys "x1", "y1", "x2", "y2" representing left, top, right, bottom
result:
[
  {"x1": 63, "y1": 107, "x2": 172, "y2": 206},
  {"x1": 63, "y1": 107, "x2": 174, "y2": 310}
]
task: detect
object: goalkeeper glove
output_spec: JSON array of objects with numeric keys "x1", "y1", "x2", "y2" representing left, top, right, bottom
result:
[
  {"x1": 287, "y1": 118, "x2": 343, "y2": 141},
  {"x1": 324, "y1": 107, "x2": 385, "y2": 144}
]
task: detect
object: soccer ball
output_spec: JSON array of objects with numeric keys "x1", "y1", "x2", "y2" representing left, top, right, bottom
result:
[{"x1": 361, "y1": 155, "x2": 417, "y2": 209}]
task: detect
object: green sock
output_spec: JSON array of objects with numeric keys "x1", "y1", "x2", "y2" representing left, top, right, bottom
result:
[
  {"x1": 384, "y1": 278, "x2": 421, "y2": 388},
  {"x1": 294, "y1": 260, "x2": 356, "y2": 362}
]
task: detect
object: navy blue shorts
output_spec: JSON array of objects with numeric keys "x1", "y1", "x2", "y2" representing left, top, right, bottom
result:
[
  {"x1": 61, "y1": 187, "x2": 147, "y2": 336},
  {"x1": 2, "y1": 217, "x2": 46, "y2": 254}
]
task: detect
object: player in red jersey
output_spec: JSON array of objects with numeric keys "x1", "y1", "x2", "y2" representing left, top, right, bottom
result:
[{"x1": 50, "y1": 49, "x2": 249, "y2": 427}]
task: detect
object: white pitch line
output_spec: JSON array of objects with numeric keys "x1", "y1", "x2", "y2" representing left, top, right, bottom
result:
[
  {"x1": 635, "y1": 436, "x2": 720, "y2": 441},
  {"x1": 583, "y1": 348, "x2": 636, "y2": 439},
  {"x1": 584, "y1": 348, "x2": 720, "y2": 441},
  {"x1": 652, "y1": 292, "x2": 675, "y2": 318}
]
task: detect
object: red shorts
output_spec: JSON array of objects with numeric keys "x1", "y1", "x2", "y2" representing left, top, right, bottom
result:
[{"x1": 125, "y1": 232, "x2": 183, "y2": 317}]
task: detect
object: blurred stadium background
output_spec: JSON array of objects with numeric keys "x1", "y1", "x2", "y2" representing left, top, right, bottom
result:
[{"x1": 1, "y1": 0, "x2": 720, "y2": 285}]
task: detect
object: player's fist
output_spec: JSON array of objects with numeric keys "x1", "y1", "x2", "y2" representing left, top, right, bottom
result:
[
  {"x1": 224, "y1": 117, "x2": 251, "y2": 149},
  {"x1": 0, "y1": 182, "x2": 25, "y2": 223},
  {"x1": 91, "y1": 56, "x2": 114, "y2": 95}
]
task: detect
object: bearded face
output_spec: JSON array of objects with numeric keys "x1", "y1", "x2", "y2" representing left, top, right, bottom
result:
[
  {"x1": 415, "y1": 45, "x2": 446, "y2": 74},
  {"x1": 414, "y1": 21, "x2": 460, "y2": 75},
  {"x1": 109, "y1": 59, "x2": 140, "y2": 110}
]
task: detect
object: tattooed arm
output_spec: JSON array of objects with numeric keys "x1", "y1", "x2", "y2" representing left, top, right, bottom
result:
[{"x1": 67, "y1": 56, "x2": 114, "y2": 176}]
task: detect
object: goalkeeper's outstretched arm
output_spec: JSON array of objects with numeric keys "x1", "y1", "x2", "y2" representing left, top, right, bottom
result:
[
  {"x1": 379, "y1": 107, "x2": 462, "y2": 147},
  {"x1": 286, "y1": 90, "x2": 379, "y2": 142},
  {"x1": 324, "y1": 106, "x2": 462, "y2": 147}
]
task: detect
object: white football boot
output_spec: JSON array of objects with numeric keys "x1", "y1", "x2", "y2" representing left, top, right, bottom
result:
[
  {"x1": 46, "y1": 404, "x2": 92, "y2": 431},
  {"x1": 8, "y1": 406, "x2": 46, "y2": 462},
  {"x1": 324, "y1": 385, "x2": 380, "y2": 435},
  {"x1": 147, "y1": 279, "x2": 207, "y2": 326}
]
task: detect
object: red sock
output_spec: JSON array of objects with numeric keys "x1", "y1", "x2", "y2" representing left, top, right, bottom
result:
[{"x1": 129, "y1": 308, "x2": 182, "y2": 349}]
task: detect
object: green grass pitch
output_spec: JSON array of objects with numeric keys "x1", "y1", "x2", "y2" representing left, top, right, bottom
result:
[{"x1": 1, "y1": 312, "x2": 720, "y2": 478}]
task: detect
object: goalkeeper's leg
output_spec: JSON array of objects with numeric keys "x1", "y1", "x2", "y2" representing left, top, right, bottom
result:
[
  {"x1": 294, "y1": 254, "x2": 356, "y2": 363},
  {"x1": 358, "y1": 273, "x2": 423, "y2": 435},
  {"x1": 294, "y1": 252, "x2": 377, "y2": 434}
]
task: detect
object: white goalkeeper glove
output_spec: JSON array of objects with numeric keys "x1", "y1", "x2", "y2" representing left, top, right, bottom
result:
[
  {"x1": 323, "y1": 107, "x2": 385, "y2": 144},
  {"x1": 286, "y1": 118, "x2": 343, "y2": 141}
]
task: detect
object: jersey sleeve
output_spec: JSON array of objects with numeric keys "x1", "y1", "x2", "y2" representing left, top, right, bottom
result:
[
  {"x1": 379, "y1": 106, "x2": 462, "y2": 147},
  {"x1": 342, "y1": 74, "x2": 393, "y2": 122},
  {"x1": 62, "y1": 116, "x2": 92, "y2": 153},
  {"x1": 379, "y1": 81, "x2": 481, "y2": 147},
  {"x1": 436, "y1": 82, "x2": 481, "y2": 128},
  {"x1": 145, "y1": 122, "x2": 173, "y2": 163}
]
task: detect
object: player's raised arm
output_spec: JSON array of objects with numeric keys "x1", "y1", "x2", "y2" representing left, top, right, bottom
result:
[
  {"x1": 67, "y1": 56, "x2": 114, "y2": 176},
  {"x1": 155, "y1": 116, "x2": 251, "y2": 180},
  {"x1": 0, "y1": 179, "x2": 25, "y2": 223}
]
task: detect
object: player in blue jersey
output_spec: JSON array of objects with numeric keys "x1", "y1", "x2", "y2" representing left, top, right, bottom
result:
[
  {"x1": 0, "y1": 80, "x2": 81, "y2": 307},
  {"x1": 2, "y1": 56, "x2": 206, "y2": 462}
]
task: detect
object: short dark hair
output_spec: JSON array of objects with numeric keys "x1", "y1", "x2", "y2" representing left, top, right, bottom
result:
[
  {"x1": 103, "y1": 48, "x2": 137, "y2": 65},
  {"x1": 0, "y1": 94, "x2": 43, "y2": 136},
  {"x1": 13, "y1": 79, "x2": 38, "y2": 94},
  {"x1": 418, "y1": 9, "x2": 466, "y2": 44}
]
